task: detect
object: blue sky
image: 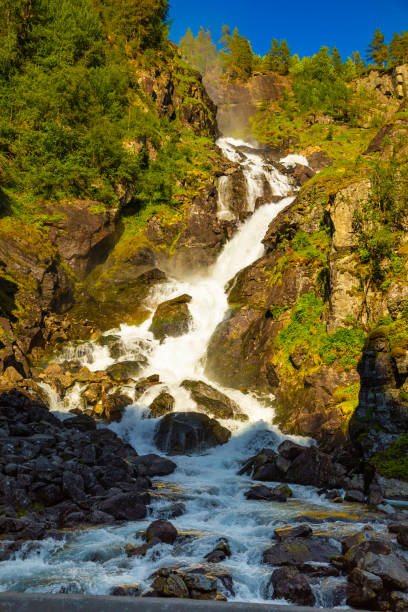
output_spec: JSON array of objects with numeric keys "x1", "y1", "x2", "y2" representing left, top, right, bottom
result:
[{"x1": 169, "y1": 0, "x2": 408, "y2": 61}]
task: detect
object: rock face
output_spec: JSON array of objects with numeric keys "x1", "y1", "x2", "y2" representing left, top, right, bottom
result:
[
  {"x1": 181, "y1": 379, "x2": 247, "y2": 421},
  {"x1": 154, "y1": 412, "x2": 231, "y2": 454},
  {"x1": 149, "y1": 294, "x2": 192, "y2": 341},
  {"x1": 204, "y1": 72, "x2": 289, "y2": 140},
  {"x1": 0, "y1": 389, "x2": 178, "y2": 538}
]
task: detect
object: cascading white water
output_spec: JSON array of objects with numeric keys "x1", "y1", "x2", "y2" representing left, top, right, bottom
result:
[{"x1": 1, "y1": 139, "x2": 373, "y2": 605}]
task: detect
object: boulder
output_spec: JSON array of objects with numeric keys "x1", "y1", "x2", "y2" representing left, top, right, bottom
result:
[
  {"x1": 107, "y1": 361, "x2": 141, "y2": 383},
  {"x1": 204, "y1": 539, "x2": 231, "y2": 563},
  {"x1": 110, "y1": 585, "x2": 140, "y2": 597},
  {"x1": 274, "y1": 524, "x2": 312, "y2": 541},
  {"x1": 181, "y1": 379, "x2": 247, "y2": 421},
  {"x1": 130, "y1": 453, "x2": 176, "y2": 477},
  {"x1": 347, "y1": 567, "x2": 383, "y2": 609},
  {"x1": 277, "y1": 440, "x2": 304, "y2": 460},
  {"x1": 245, "y1": 484, "x2": 288, "y2": 502},
  {"x1": 97, "y1": 492, "x2": 147, "y2": 521},
  {"x1": 359, "y1": 552, "x2": 408, "y2": 590},
  {"x1": 149, "y1": 294, "x2": 192, "y2": 342},
  {"x1": 154, "y1": 412, "x2": 231, "y2": 455},
  {"x1": 103, "y1": 393, "x2": 132, "y2": 422},
  {"x1": 345, "y1": 489, "x2": 365, "y2": 503},
  {"x1": 268, "y1": 566, "x2": 315, "y2": 606},
  {"x1": 263, "y1": 536, "x2": 340, "y2": 566},
  {"x1": 145, "y1": 520, "x2": 178, "y2": 545},
  {"x1": 149, "y1": 392, "x2": 175, "y2": 418}
]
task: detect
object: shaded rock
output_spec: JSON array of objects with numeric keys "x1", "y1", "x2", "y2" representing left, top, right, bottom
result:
[
  {"x1": 154, "y1": 412, "x2": 231, "y2": 455},
  {"x1": 145, "y1": 520, "x2": 178, "y2": 545},
  {"x1": 278, "y1": 440, "x2": 304, "y2": 460},
  {"x1": 268, "y1": 566, "x2": 315, "y2": 606},
  {"x1": 345, "y1": 489, "x2": 365, "y2": 503},
  {"x1": 130, "y1": 453, "x2": 176, "y2": 477},
  {"x1": 272, "y1": 483, "x2": 293, "y2": 499},
  {"x1": 149, "y1": 294, "x2": 192, "y2": 342},
  {"x1": 347, "y1": 567, "x2": 383, "y2": 609},
  {"x1": 155, "y1": 502, "x2": 185, "y2": 520},
  {"x1": 181, "y1": 379, "x2": 247, "y2": 421},
  {"x1": 289, "y1": 163, "x2": 315, "y2": 186},
  {"x1": 110, "y1": 585, "x2": 140, "y2": 597},
  {"x1": 97, "y1": 492, "x2": 147, "y2": 521},
  {"x1": 359, "y1": 552, "x2": 408, "y2": 590},
  {"x1": 263, "y1": 536, "x2": 340, "y2": 566},
  {"x1": 205, "y1": 539, "x2": 231, "y2": 563},
  {"x1": 103, "y1": 392, "x2": 132, "y2": 422},
  {"x1": 149, "y1": 391, "x2": 175, "y2": 418},
  {"x1": 245, "y1": 484, "x2": 285, "y2": 501},
  {"x1": 274, "y1": 524, "x2": 312, "y2": 541},
  {"x1": 63, "y1": 414, "x2": 96, "y2": 432}
]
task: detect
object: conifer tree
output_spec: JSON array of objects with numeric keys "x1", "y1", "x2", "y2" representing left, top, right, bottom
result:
[
  {"x1": 366, "y1": 28, "x2": 390, "y2": 67},
  {"x1": 352, "y1": 50, "x2": 366, "y2": 75},
  {"x1": 331, "y1": 47, "x2": 342, "y2": 74},
  {"x1": 390, "y1": 31, "x2": 408, "y2": 65},
  {"x1": 220, "y1": 26, "x2": 253, "y2": 81}
]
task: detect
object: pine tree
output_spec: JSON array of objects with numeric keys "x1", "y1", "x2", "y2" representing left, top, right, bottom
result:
[
  {"x1": 280, "y1": 40, "x2": 291, "y2": 74},
  {"x1": 331, "y1": 47, "x2": 342, "y2": 74},
  {"x1": 352, "y1": 50, "x2": 365, "y2": 75},
  {"x1": 366, "y1": 28, "x2": 390, "y2": 67},
  {"x1": 264, "y1": 38, "x2": 291, "y2": 74},
  {"x1": 220, "y1": 26, "x2": 253, "y2": 81},
  {"x1": 390, "y1": 31, "x2": 408, "y2": 65}
]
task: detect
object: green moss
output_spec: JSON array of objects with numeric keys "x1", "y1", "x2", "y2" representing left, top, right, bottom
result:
[{"x1": 371, "y1": 434, "x2": 408, "y2": 481}]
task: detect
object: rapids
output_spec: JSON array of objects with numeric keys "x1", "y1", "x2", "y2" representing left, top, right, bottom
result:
[{"x1": 0, "y1": 139, "x2": 385, "y2": 605}]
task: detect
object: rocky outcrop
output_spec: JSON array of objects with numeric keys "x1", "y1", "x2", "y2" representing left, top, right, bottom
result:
[
  {"x1": 204, "y1": 72, "x2": 289, "y2": 138},
  {"x1": 44, "y1": 200, "x2": 119, "y2": 279}
]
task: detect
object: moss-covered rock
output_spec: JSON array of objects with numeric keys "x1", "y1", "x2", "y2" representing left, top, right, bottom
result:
[{"x1": 149, "y1": 294, "x2": 193, "y2": 342}]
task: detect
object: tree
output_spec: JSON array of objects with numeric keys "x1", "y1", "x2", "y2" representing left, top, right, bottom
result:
[
  {"x1": 366, "y1": 28, "x2": 389, "y2": 67},
  {"x1": 219, "y1": 26, "x2": 253, "y2": 81},
  {"x1": 352, "y1": 50, "x2": 365, "y2": 75},
  {"x1": 390, "y1": 31, "x2": 408, "y2": 65},
  {"x1": 331, "y1": 47, "x2": 341, "y2": 74},
  {"x1": 264, "y1": 38, "x2": 291, "y2": 74}
]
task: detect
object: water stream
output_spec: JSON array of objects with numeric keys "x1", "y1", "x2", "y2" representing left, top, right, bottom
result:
[{"x1": 0, "y1": 139, "x2": 385, "y2": 605}]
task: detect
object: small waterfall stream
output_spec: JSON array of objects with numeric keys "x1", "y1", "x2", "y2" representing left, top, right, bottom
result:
[{"x1": 0, "y1": 139, "x2": 383, "y2": 605}]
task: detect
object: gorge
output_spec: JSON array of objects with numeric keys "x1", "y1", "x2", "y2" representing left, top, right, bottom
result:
[{"x1": 1, "y1": 2, "x2": 408, "y2": 609}]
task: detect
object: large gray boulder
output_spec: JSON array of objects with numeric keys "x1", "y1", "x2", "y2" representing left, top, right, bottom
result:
[{"x1": 154, "y1": 412, "x2": 231, "y2": 455}]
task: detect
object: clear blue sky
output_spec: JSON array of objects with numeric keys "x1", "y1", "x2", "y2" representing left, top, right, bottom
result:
[{"x1": 169, "y1": 0, "x2": 408, "y2": 60}]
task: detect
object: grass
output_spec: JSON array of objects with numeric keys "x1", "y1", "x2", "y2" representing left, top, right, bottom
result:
[{"x1": 371, "y1": 434, "x2": 408, "y2": 481}]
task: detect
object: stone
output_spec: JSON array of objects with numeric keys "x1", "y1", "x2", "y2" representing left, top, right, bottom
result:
[
  {"x1": 97, "y1": 493, "x2": 147, "y2": 521},
  {"x1": 145, "y1": 520, "x2": 178, "y2": 545},
  {"x1": 130, "y1": 453, "x2": 176, "y2": 477},
  {"x1": 359, "y1": 552, "x2": 408, "y2": 590},
  {"x1": 149, "y1": 392, "x2": 175, "y2": 418},
  {"x1": 245, "y1": 484, "x2": 277, "y2": 501},
  {"x1": 268, "y1": 566, "x2": 315, "y2": 606},
  {"x1": 181, "y1": 379, "x2": 247, "y2": 421},
  {"x1": 272, "y1": 483, "x2": 293, "y2": 499},
  {"x1": 107, "y1": 361, "x2": 141, "y2": 383},
  {"x1": 345, "y1": 489, "x2": 365, "y2": 503},
  {"x1": 263, "y1": 536, "x2": 340, "y2": 566},
  {"x1": 204, "y1": 539, "x2": 231, "y2": 563},
  {"x1": 277, "y1": 440, "x2": 304, "y2": 460},
  {"x1": 154, "y1": 412, "x2": 231, "y2": 454},
  {"x1": 149, "y1": 294, "x2": 192, "y2": 342},
  {"x1": 274, "y1": 524, "x2": 313, "y2": 541},
  {"x1": 110, "y1": 585, "x2": 140, "y2": 597},
  {"x1": 155, "y1": 503, "x2": 185, "y2": 520}
]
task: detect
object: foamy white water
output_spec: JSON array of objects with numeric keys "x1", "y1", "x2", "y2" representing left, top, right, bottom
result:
[{"x1": 2, "y1": 139, "x2": 378, "y2": 605}]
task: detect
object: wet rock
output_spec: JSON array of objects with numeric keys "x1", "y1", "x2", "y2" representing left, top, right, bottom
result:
[
  {"x1": 263, "y1": 536, "x2": 340, "y2": 566},
  {"x1": 145, "y1": 520, "x2": 178, "y2": 545},
  {"x1": 359, "y1": 551, "x2": 408, "y2": 590},
  {"x1": 150, "y1": 569, "x2": 190, "y2": 598},
  {"x1": 149, "y1": 391, "x2": 175, "y2": 418},
  {"x1": 345, "y1": 489, "x2": 365, "y2": 503},
  {"x1": 134, "y1": 374, "x2": 161, "y2": 398},
  {"x1": 130, "y1": 453, "x2": 176, "y2": 477},
  {"x1": 97, "y1": 492, "x2": 147, "y2": 521},
  {"x1": 95, "y1": 334, "x2": 124, "y2": 359},
  {"x1": 245, "y1": 484, "x2": 286, "y2": 502},
  {"x1": 149, "y1": 294, "x2": 192, "y2": 342},
  {"x1": 278, "y1": 440, "x2": 304, "y2": 460},
  {"x1": 347, "y1": 567, "x2": 383, "y2": 609},
  {"x1": 110, "y1": 585, "x2": 140, "y2": 597},
  {"x1": 205, "y1": 539, "x2": 231, "y2": 563},
  {"x1": 107, "y1": 361, "x2": 141, "y2": 383},
  {"x1": 272, "y1": 483, "x2": 293, "y2": 499},
  {"x1": 268, "y1": 566, "x2": 315, "y2": 606},
  {"x1": 274, "y1": 524, "x2": 313, "y2": 541},
  {"x1": 181, "y1": 379, "x2": 247, "y2": 421},
  {"x1": 388, "y1": 523, "x2": 408, "y2": 549},
  {"x1": 289, "y1": 163, "x2": 315, "y2": 186},
  {"x1": 154, "y1": 412, "x2": 231, "y2": 455},
  {"x1": 285, "y1": 446, "x2": 343, "y2": 489},
  {"x1": 103, "y1": 393, "x2": 132, "y2": 422},
  {"x1": 155, "y1": 502, "x2": 186, "y2": 520},
  {"x1": 63, "y1": 414, "x2": 96, "y2": 432}
]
